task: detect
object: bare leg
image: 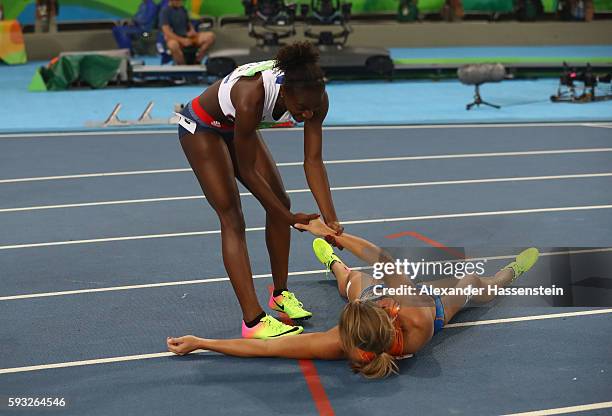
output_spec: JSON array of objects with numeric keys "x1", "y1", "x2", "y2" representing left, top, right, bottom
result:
[
  {"x1": 228, "y1": 132, "x2": 292, "y2": 293},
  {"x1": 180, "y1": 131, "x2": 262, "y2": 322},
  {"x1": 327, "y1": 258, "x2": 382, "y2": 302},
  {"x1": 195, "y1": 32, "x2": 216, "y2": 62},
  {"x1": 329, "y1": 261, "x2": 352, "y2": 297},
  {"x1": 433, "y1": 269, "x2": 515, "y2": 324},
  {"x1": 166, "y1": 39, "x2": 185, "y2": 65}
]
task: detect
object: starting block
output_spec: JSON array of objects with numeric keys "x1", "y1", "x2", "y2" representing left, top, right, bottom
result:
[
  {"x1": 134, "y1": 101, "x2": 172, "y2": 125},
  {"x1": 86, "y1": 101, "x2": 174, "y2": 127},
  {"x1": 85, "y1": 103, "x2": 130, "y2": 127}
]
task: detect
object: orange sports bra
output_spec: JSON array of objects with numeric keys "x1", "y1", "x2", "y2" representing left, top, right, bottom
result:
[{"x1": 356, "y1": 301, "x2": 407, "y2": 363}]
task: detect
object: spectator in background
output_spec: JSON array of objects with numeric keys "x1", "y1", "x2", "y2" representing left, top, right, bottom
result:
[
  {"x1": 442, "y1": 0, "x2": 464, "y2": 21},
  {"x1": 160, "y1": 0, "x2": 215, "y2": 65},
  {"x1": 516, "y1": 0, "x2": 544, "y2": 21},
  {"x1": 112, "y1": 0, "x2": 158, "y2": 54},
  {"x1": 0, "y1": 1, "x2": 4, "y2": 21},
  {"x1": 558, "y1": 0, "x2": 593, "y2": 21},
  {"x1": 35, "y1": 0, "x2": 58, "y2": 33}
]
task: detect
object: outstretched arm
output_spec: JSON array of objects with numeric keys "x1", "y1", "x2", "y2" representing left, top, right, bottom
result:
[
  {"x1": 294, "y1": 218, "x2": 393, "y2": 266},
  {"x1": 303, "y1": 92, "x2": 343, "y2": 235},
  {"x1": 167, "y1": 327, "x2": 345, "y2": 360},
  {"x1": 295, "y1": 219, "x2": 426, "y2": 300},
  {"x1": 232, "y1": 79, "x2": 319, "y2": 228},
  {"x1": 234, "y1": 105, "x2": 294, "y2": 224}
]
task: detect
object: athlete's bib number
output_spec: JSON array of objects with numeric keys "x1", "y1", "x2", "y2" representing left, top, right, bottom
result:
[{"x1": 175, "y1": 112, "x2": 197, "y2": 134}]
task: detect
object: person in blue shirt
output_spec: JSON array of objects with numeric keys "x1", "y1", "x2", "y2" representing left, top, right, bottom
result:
[
  {"x1": 159, "y1": 0, "x2": 215, "y2": 65},
  {"x1": 112, "y1": 0, "x2": 158, "y2": 53}
]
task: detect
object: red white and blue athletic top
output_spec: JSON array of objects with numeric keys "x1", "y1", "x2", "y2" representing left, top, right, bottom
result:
[{"x1": 218, "y1": 60, "x2": 293, "y2": 125}]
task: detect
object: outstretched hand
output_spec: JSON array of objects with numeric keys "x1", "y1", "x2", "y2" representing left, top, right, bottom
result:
[
  {"x1": 291, "y1": 213, "x2": 320, "y2": 231},
  {"x1": 293, "y1": 217, "x2": 336, "y2": 237},
  {"x1": 167, "y1": 335, "x2": 200, "y2": 356}
]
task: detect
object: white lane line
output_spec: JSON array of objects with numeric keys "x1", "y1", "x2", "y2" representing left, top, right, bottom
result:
[
  {"x1": 339, "y1": 205, "x2": 612, "y2": 226},
  {"x1": 0, "y1": 121, "x2": 609, "y2": 139},
  {"x1": 4, "y1": 172, "x2": 612, "y2": 214},
  {"x1": 0, "y1": 276, "x2": 233, "y2": 301},
  {"x1": 1, "y1": 195, "x2": 204, "y2": 213},
  {"x1": 0, "y1": 267, "x2": 373, "y2": 301},
  {"x1": 468, "y1": 247, "x2": 612, "y2": 262},
  {"x1": 445, "y1": 308, "x2": 612, "y2": 328},
  {"x1": 583, "y1": 123, "x2": 612, "y2": 130},
  {"x1": 2, "y1": 147, "x2": 612, "y2": 185},
  {"x1": 319, "y1": 122, "x2": 612, "y2": 130},
  {"x1": 0, "y1": 351, "x2": 205, "y2": 375},
  {"x1": 2, "y1": 204, "x2": 612, "y2": 251},
  {"x1": 0, "y1": 168, "x2": 192, "y2": 184},
  {"x1": 0, "y1": 130, "x2": 176, "y2": 139},
  {"x1": 2, "y1": 248, "x2": 611, "y2": 302},
  {"x1": 419, "y1": 248, "x2": 612, "y2": 265},
  {"x1": 501, "y1": 401, "x2": 612, "y2": 416},
  {"x1": 0, "y1": 229, "x2": 242, "y2": 250},
  {"x1": 1, "y1": 308, "x2": 610, "y2": 375},
  {"x1": 318, "y1": 148, "x2": 612, "y2": 164}
]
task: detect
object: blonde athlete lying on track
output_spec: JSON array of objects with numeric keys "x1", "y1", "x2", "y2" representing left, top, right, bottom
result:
[{"x1": 168, "y1": 219, "x2": 539, "y2": 379}]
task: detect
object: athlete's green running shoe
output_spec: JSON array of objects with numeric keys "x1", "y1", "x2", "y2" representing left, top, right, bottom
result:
[
  {"x1": 241, "y1": 315, "x2": 303, "y2": 339},
  {"x1": 269, "y1": 291, "x2": 313, "y2": 320},
  {"x1": 502, "y1": 247, "x2": 539, "y2": 283},
  {"x1": 313, "y1": 238, "x2": 343, "y2": 271}
]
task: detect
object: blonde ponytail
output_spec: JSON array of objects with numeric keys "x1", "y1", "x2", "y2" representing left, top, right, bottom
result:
[
  {"x1": 352, "y1": 352, "x2": 398, "y2": 379},
  {"x1": 339, "y1": 301, "x2": 399, "y2": 379}
]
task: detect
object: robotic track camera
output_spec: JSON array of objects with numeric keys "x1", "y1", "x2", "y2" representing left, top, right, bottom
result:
[
  {"x1": 207, "y1": 0, "x2": 394, "y2": 78},
  {"x1": 301, "y1": 0, "x2": 352, "y2": 46},
  {"x1": 207, "y1": 0, "x2": 297, "y2": 77},
  {"x1": 242, "y1": 0, "x2": 297, "y2": 47},
  {"x1": 300, "y1": 0, "x2": 394, "y2": 76},
  {"x1": 551, "y1": 62, "x2": 612, "y2": 103}
]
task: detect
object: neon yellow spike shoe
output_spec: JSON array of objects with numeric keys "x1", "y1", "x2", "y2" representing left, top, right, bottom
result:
[
  {"x1": 313, "y1": 238, "x2": 344, "y2": 271},
  {"x1": 269, "y1": 291, "x2": 313, "y2": 320},
  {"x1": 502, "y1": 247, "x2": 540, "y2": 283},
  {"x1": 241, "y1": 315, "x2": 303, "y2": 339}
]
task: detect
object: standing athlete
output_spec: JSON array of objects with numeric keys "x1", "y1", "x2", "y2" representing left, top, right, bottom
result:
[{"x1": 175, "y1": 42, "x2": 343, "y2": 339}]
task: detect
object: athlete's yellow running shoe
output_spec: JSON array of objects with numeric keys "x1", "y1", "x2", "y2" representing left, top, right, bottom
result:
[
  {"x1": 241, "y1": 315, "x2": 303, "y2": 339},
  {"x1": 269, "y1": 291, "x2": 313, "y2": 320},
  {"x1": 313, "y1": 238, "x2": 344, "y2": 271},
  {"x1": 502, "y1": 247, "x2": 539, "y2": 283}
]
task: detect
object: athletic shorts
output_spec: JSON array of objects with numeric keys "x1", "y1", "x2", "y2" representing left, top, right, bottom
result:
[{"x1": 176, "y1": 97, "x2": 235, "y2": 142}]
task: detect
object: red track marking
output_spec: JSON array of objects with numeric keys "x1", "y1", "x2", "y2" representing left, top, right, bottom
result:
[
  {"x1": 298, "y1": 360, "x2": 335, "y2": 416},
  {"x1": 267, "y1": 286, "x2": 335, "y2": 415},
  {"x1": 385, "y1": 231, "x2": 465, "y2": 259}
]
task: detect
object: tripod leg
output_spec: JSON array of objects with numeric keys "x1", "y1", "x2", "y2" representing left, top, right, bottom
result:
[
  {"x1": 481, "y1": 100, "x2": 501, "y2": 109},
  {"x1": 466, "y1": 85, "x2": 481, "y2": 110},
  {"x1": 474, "y1": 85, "x2": 482, "y2": 104}
]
